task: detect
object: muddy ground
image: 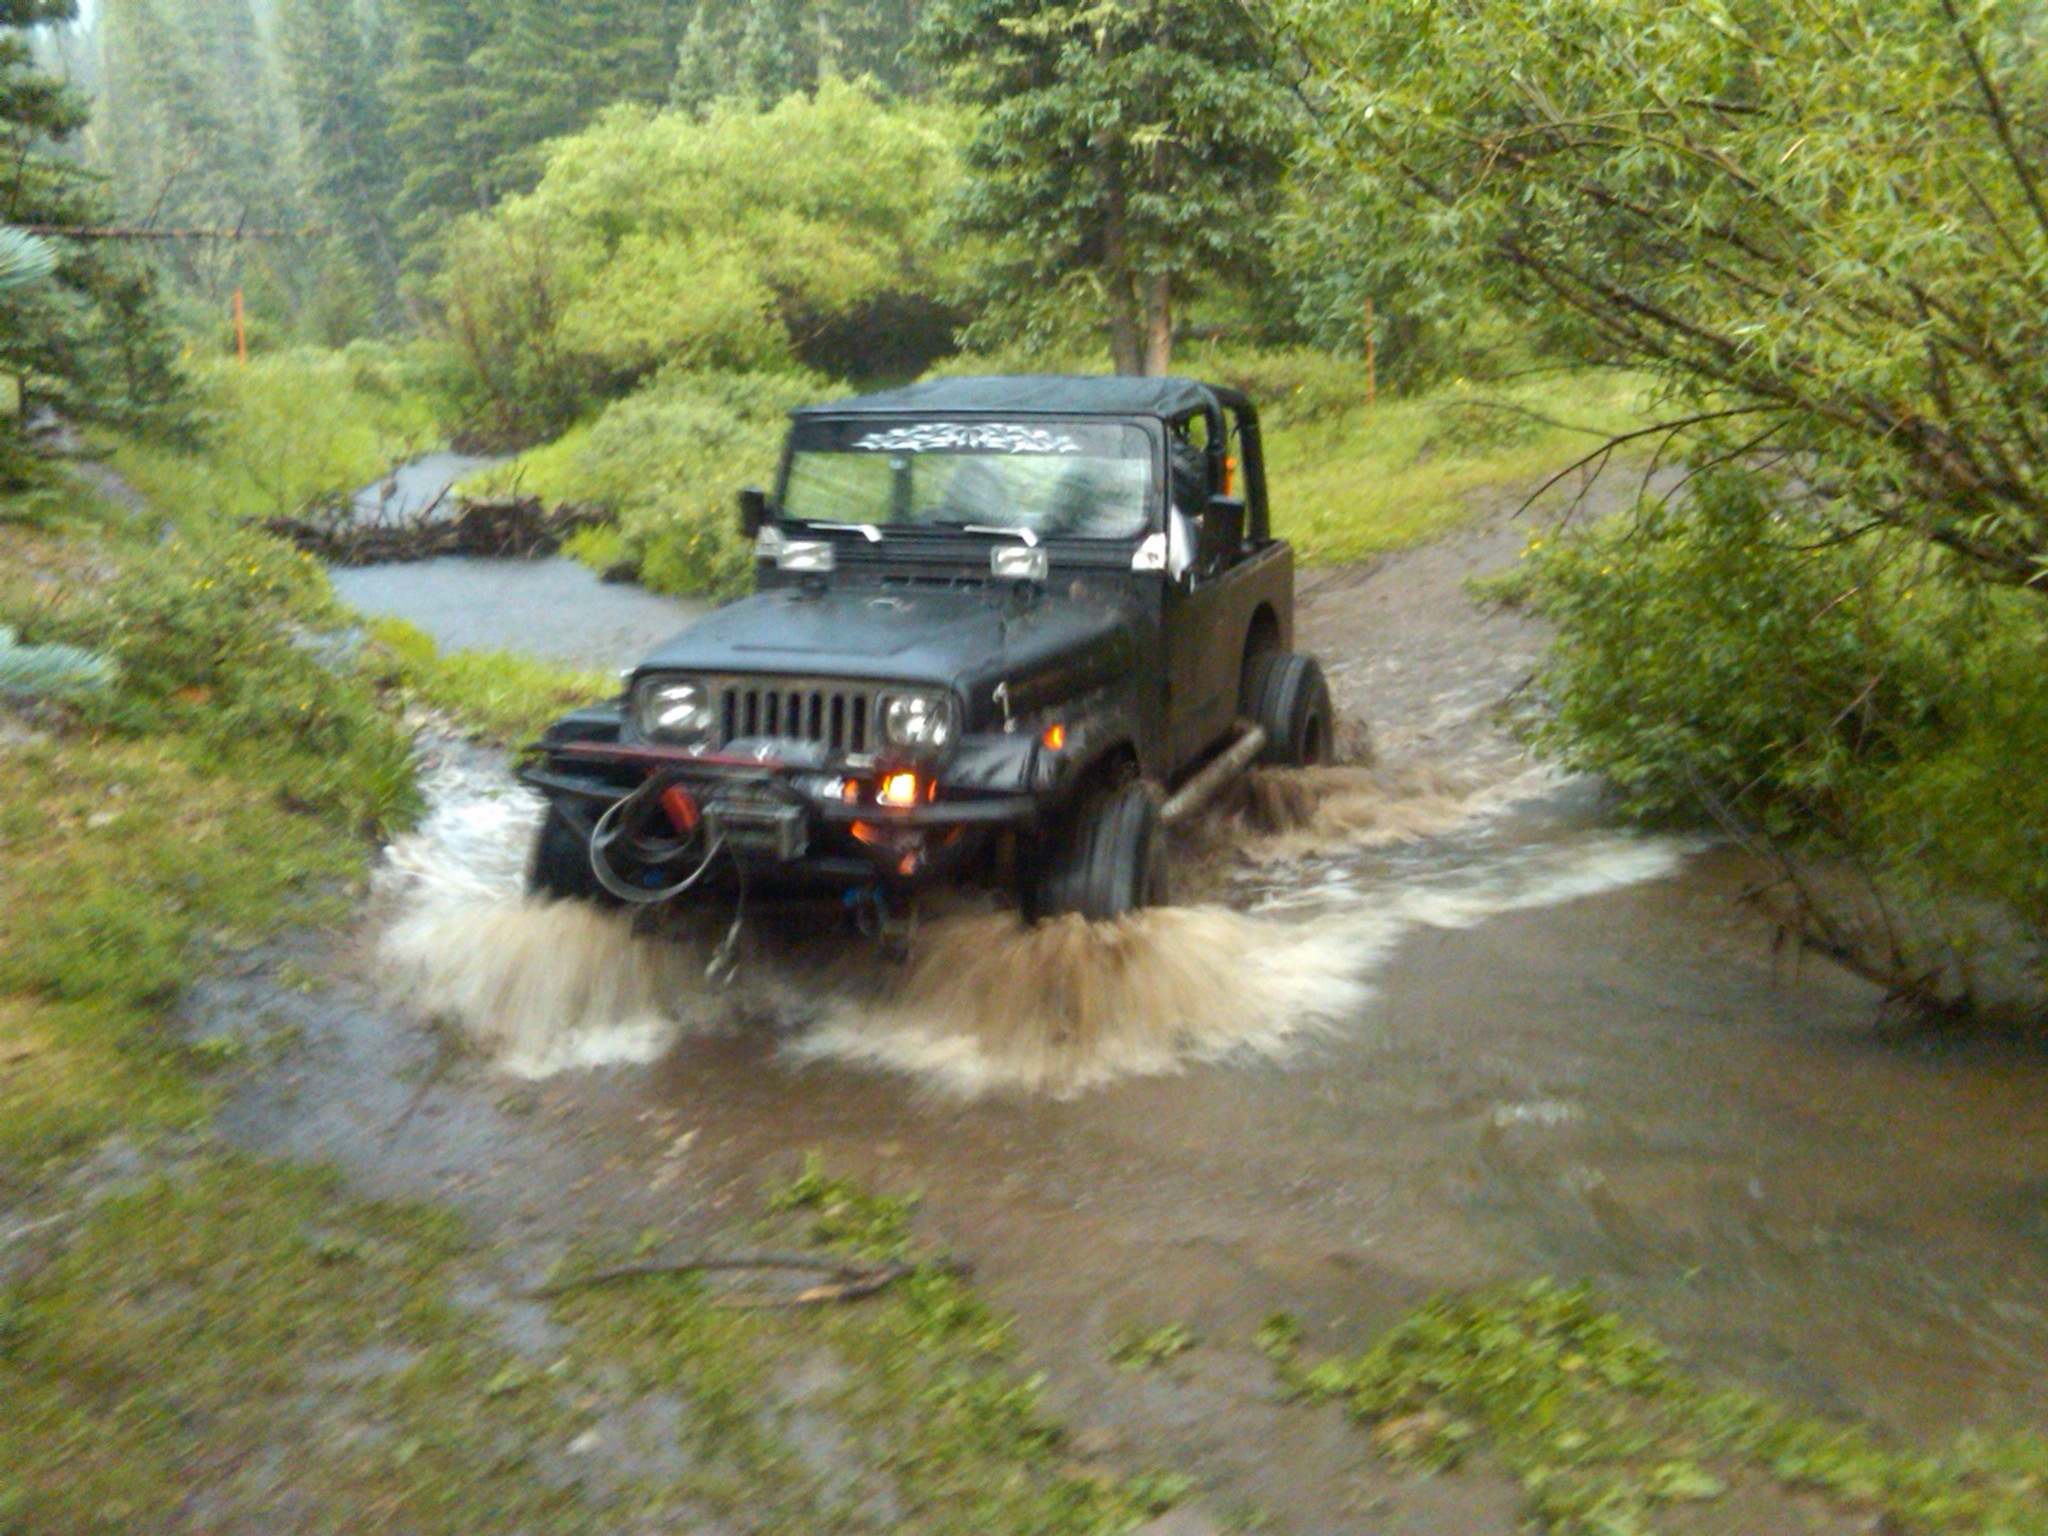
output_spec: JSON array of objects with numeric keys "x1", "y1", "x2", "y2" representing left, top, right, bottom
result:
[{"x1": 193, "y1": 481, "x2": 2048, "y2": 1534}]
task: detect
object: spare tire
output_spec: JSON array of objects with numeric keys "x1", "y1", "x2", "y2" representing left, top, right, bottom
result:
[
  {"x1": 1243, "y1": 651, "x2": 1333, "y2": 767},
  {"x1": 1034, "y1": 782, "x2": 1167, "y2": 922}
]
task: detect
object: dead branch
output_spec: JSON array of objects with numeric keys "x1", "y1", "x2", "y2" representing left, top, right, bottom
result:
[
  {"x1": 529, "y1": 1252, "x2": 971, "y2": 1307},
  {"x1": 18, "y1": 225, "x2": 299, "y2": 242},
  {"x1": 265, "y1": 495, "x2": 609, "y2": 565}
]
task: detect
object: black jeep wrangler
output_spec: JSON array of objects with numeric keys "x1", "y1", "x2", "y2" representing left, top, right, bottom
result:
[{"x1": 517, "y1": 376, "x2": 1331, "y2": 923}]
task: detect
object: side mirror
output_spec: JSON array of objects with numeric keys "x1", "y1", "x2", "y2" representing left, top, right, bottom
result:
[
  {"x1": 737, "y1": 486, "x2": 772, "y2": 539},
  {"x1": 1201, "y1": 495, "x2": 1246, "y2": 567}
]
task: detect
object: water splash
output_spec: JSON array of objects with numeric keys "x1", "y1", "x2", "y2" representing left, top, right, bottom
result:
[
  {"x1": 793, "y1": 906, "x2": 1389, "y2": 1097},
  {"x1": 372, "y1": 749, "x2": 1693, "y2": 1094}
]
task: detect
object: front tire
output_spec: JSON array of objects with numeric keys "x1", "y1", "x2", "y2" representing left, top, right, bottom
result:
[
  {"x1": 1034, "y1": 783, "x2": 1167, "y2": 922},
  {"x1": 1243, "y1": 651, "x2": 1333, "y2": 768},
  {"x1": 527, "y1": 803, "x2": 618, "y2": 907}
]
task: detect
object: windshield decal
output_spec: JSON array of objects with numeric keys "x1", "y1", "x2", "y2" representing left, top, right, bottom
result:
[{"x1": 850, "y1": 422, "x2": 1085, "y2": 455}]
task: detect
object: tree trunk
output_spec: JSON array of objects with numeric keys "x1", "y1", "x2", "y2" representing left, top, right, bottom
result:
[
  {"x1": 1141, "y1": 271, "x2": 1172, "y2": 375},
  {"x1": 1106, "y1": 282, "x2": 1144, "y2": 375},
  {"x1": 1101, "y1": 160, "x2": 1145, "y2": 375}
]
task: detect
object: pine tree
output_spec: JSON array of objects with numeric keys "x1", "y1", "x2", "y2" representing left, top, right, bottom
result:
[
  {"x1": 733, "y1": 0, "x2": 802, "y2": 105},
  {"x1": 96, "y1": 0, "x2": 297, "y2": 317},
  {"x1": 668, "y1": 6, "x2": 728, "y2": 112},
  {"x1": 278, "y1": 0, "x2": 406, "y2": 329},
  {"x1": 383, "y1": 0, "x2": 503, "y2": 253},
  {"x1": 2, "y1": 1, "x2": 185, "y2": 481},
  {"x1": 917, "y1": 0, "x2": 1292, "y2": 373},
  {"x1": 385, "y1": 0, "x2": 687, "y2": 259}
]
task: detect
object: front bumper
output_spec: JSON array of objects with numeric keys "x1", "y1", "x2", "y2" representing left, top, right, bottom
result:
[{"x1": 517, "y1": 738, "x2": 1039, "y2": 888}]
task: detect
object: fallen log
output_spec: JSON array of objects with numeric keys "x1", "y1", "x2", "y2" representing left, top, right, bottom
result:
[{"x1": 264, "y1": 495, "x2": 611, "y2": 565}]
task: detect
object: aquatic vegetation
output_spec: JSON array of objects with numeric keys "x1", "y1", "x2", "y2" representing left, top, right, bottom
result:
[
  {"x1": 1277, "y1": 1279, "x2": 2048, "y2": 1535},
  {"x1": 1109, "y1": 1322, "x2": 1200, "y2": 1370}
]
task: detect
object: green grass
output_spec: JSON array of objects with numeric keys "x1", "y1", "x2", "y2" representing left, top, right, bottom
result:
[
  {"x1": 0, "y1": 1148, "x2": 1197, "y2": 1534},
  {"x1": 0, "y1": 728, "x2": 367, "y2": 1179},
  {"x1": 107, "y1": 344, "x2": 445, "y2": 526},
  {"x1": 1258, "y1": 369, "x2": 1659, "y2": 565},
  {"x1": 1269, "y1": 1280, "x2": 2048, "y2": 1535},
  {"x1": 354, "y1": 616, "x2": 616, "y2": 745},
  {"x1": 0, "y1": 1156, "x2": 603, "y2": 1535},
  {"x1": 1109, "y1": 1322, "x2": 1200, "y2": 1370}
]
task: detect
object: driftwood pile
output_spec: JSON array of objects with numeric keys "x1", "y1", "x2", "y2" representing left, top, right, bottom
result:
[{"x1": 264, "y1": 495, "x2": 610, "y2": 566}]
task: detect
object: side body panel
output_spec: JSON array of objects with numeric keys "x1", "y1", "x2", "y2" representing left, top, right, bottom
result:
[{"x1": 1161, "y1": 540, "x2": 1294, "y2": 772}]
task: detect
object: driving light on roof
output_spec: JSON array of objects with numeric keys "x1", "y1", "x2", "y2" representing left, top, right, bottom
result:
[
  {"x1": 991, "y1": 544, "x2": 1048, "y2": 582},
  {"x1": 777, "y1": 539, "x2": 836, "y2": 573}
]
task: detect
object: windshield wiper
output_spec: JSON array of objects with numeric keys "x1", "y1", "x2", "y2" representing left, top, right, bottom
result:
[{"x1": 961, "y1": 523, "x2": 1039, "y2": 547}]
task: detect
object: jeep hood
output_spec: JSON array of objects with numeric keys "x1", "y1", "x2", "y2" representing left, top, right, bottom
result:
[{"x1": 633, "y1": 583, "x2": 1137, "y2": 706}]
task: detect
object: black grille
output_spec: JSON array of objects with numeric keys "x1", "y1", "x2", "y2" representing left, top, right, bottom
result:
[{"x1": 714, "y1": 679, "x2": 876, "y2": 754}]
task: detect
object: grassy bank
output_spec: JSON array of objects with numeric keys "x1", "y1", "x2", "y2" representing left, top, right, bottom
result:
[
  {"x1": 0, "y1": 1149, "x2": 1188, "y2": 1534},
  {"x1": 1258, "y1": 369, "x2": 1653, "y2": 563},
  {"x1": 0, "y1": 480, "x2": 1189, "y2": 1534},
  {"x1": 1266, "y1": 1281, "x2": 2048, "y2": 1536},
  {"x1": 106, "y1": 344, "x2": 451, "y2": 528}
]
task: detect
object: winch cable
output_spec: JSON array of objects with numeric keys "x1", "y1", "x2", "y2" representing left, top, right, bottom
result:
[{"x1": 586, "y1": 771, "x2": 725, "y2": 906}]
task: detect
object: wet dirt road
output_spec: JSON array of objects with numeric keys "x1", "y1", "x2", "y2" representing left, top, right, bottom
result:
[{"x1": 218, "y1": 493, "x2": 2048, "y2": 1532}]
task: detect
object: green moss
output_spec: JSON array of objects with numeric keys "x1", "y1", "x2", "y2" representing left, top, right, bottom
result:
[{"x1": 1276, "y1": 1280, "x2": 2048, "y2": 1535}]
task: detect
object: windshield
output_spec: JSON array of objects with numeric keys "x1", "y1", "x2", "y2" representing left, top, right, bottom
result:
[{"x1": 780, "y1": 419, "x2": 1157, "y2": 540}]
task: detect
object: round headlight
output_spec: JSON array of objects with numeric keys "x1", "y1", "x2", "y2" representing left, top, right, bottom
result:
[
  {"x1": 880, "y1": 691, "x2": 957, "y2": 750},
  {"x1": 636, "y1": 677, "x2": 714, "y2": 745}
]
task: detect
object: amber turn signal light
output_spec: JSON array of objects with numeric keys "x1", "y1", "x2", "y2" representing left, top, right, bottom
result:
[
  {"x1": 1042, "y1": 723, "x2": 1066, "y2": 751},
  {"x1": 659, "y1": 784, "x2": 700, "y2": 834},
  {"x1": 877, "y1": 771, "x2": 920, "y2": 809}
]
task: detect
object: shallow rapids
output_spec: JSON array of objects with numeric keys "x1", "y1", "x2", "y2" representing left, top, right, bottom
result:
[{"x1": 375, "y1": 750, "x2": 1688, "y2": 1094}]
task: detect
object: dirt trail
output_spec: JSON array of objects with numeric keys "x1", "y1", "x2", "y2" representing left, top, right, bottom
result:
[{"x1": 197, "y1": 474, "x2": 2048, "y2": 1534}]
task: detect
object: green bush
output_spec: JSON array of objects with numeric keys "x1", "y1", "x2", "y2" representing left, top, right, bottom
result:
[
  {"x1": 1531, "y1": 464, "x2": 2048, "y2": 948},
  {"x1": 434, "y1": 82, "x2": 965, "y2": 441},
  {"x1": 355, "y1": 617, "x2": 613, "y2": 745},
  {"x1": 110, "y1": 345, "x2": 445, "y2": 526},
  {"x1": 17, "y1": 524, "x2": 421, "y2": 838},
  {"x1": 469, "y1": 368, "x2": 834, "y2": 599}
]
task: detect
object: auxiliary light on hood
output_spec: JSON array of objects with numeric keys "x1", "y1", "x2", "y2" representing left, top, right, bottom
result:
[
  {"x1": 754, "y1": 524, "x2": 837, "y2": 572},
  {"x1": 990, "y1": 544, "x2": 1049, "y2": 582}
]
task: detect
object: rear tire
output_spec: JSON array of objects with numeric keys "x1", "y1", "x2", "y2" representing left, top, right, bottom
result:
[
  {"x1": 1034, "y1": 783, "x2": 1167, "y2": 922},
  {"x1": 528, "y1": 803, "x2": 618, "y2": 907},
  {"x1": 1243, "y1": 651, "x2": 1333, "y2": 768}
]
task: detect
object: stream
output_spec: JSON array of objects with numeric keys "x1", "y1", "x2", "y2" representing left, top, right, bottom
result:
[{"x1": 231, "y1": 458, "x2": 2048, "y2": 1527}]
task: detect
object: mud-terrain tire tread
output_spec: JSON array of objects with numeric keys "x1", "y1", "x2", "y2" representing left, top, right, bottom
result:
[
  {"x1": 1243, "y1": 651, "x2": 1332, "y2": 767},
  {"x1": 528, "y1": 803, "x2": 619, "y2": 907},
  {"x1": 1035, "y1": 783, "x2": 1166, "y2": 922}
]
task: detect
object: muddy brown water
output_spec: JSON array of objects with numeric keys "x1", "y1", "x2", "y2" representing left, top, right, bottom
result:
[{"x1": 213, "y1": 505, "x2": 2048, "y2": 1531}]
